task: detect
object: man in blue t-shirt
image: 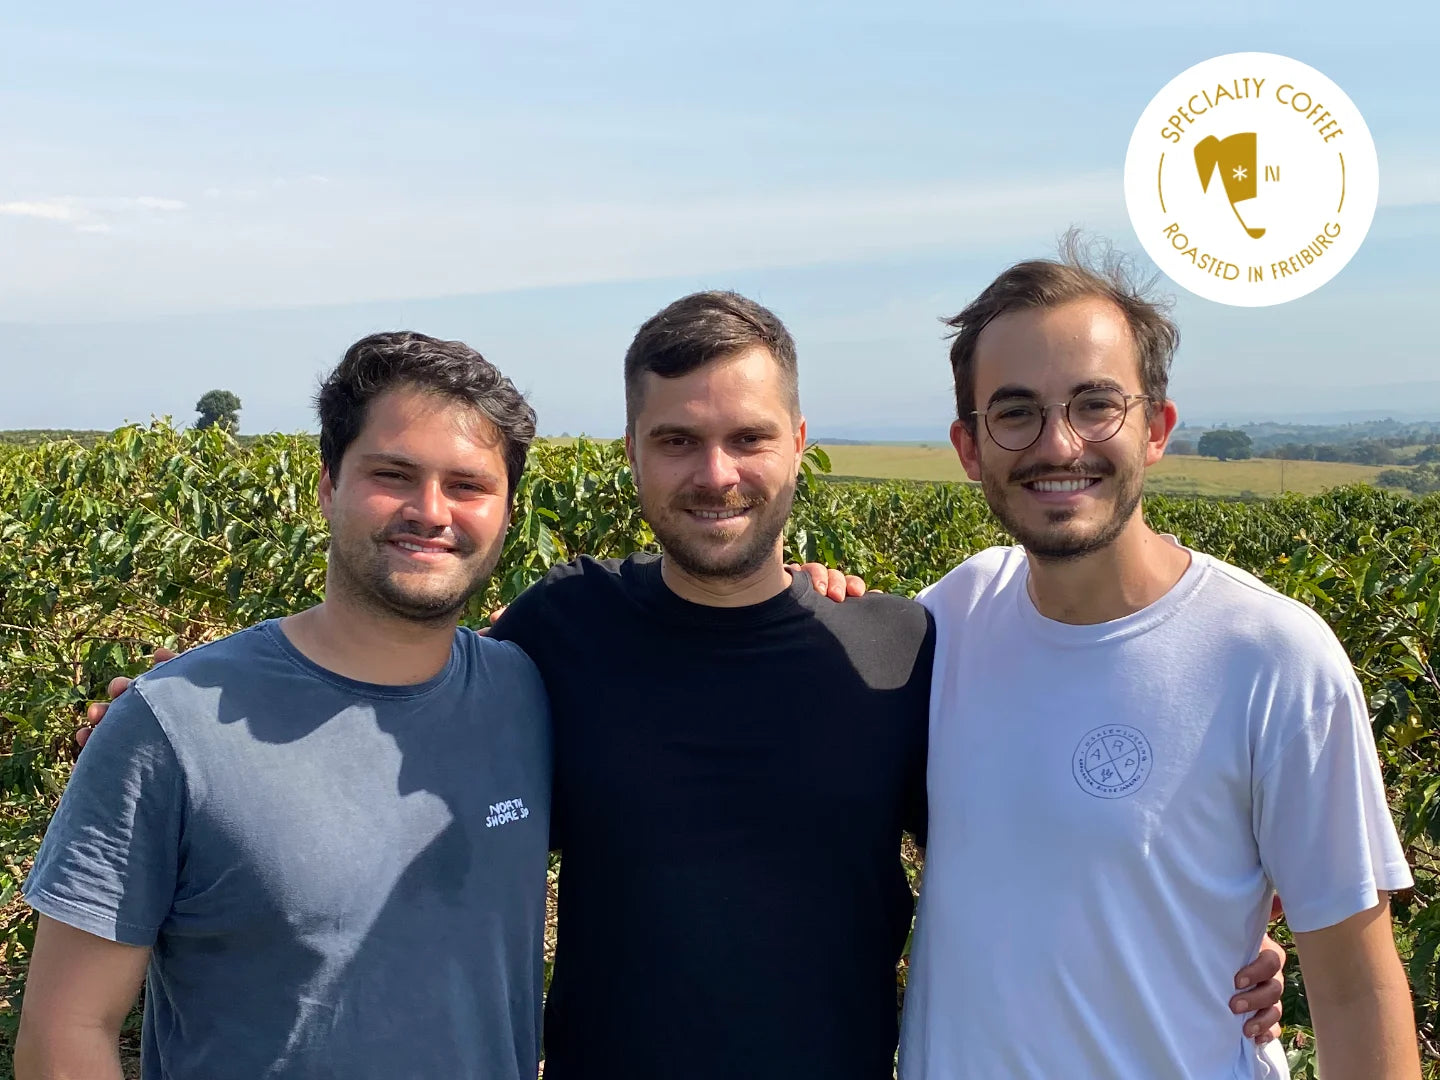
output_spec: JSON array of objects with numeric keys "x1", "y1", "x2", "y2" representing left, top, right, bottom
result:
[{"x1": 17, "y1": 333, "x2": 552, "y2": 1080}]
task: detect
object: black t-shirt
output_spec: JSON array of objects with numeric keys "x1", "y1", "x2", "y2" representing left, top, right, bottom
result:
[{"x1": 491, "y1": 554, "x2": 933, "y2": 1080}]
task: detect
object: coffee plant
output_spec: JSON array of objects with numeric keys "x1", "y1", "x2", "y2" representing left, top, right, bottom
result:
[{"x1": 1, "y1": 422, "x2": 1438, "y2": 1075}]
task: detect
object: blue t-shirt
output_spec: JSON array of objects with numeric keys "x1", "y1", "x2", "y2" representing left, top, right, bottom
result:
[{"x1": 24, "y1": 619, "x2": 551, "y2": 1080}]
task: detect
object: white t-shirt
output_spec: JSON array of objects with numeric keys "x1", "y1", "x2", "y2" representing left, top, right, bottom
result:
[{"x1": 899, "y1": 541, "x2": 1412, "y2": 1080}]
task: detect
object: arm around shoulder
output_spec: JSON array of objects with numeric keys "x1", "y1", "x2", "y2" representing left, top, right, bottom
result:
[{"x1": 15, "y1": 914, "x2": 150, "y2": 1080}]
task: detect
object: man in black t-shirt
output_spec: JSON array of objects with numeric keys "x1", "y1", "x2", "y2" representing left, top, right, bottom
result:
[
  {"x1": 493, "y1": 554, "x2": 930, "y2": 1079},
  {"x1": 490, "y1": 292, "x2": 932, "y2": 1079}
]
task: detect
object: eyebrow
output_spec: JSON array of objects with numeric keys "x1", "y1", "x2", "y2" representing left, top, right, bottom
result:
[
  {"x1": 357, "y1": 453, "x2": 502, "y2": 484},
  {"x1": 986, "y1": 378, "x2": 1127, "y2": 406},
  {"x1": 644, "y1": 421, "x2": 784, "y2": 439}
]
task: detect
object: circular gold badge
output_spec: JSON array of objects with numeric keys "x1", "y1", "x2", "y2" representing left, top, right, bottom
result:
[{"x1": 1124, "y1": 52, "x2": 1378, "y2": 306}]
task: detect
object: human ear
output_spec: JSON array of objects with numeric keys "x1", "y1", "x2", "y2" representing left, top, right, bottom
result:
[{"x1": 951, "y1": 419, "x2": 983, "y2": 482}]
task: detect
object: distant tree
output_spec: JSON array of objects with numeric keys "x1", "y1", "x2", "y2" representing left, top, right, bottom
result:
[
  {"x1": 1378, "y1": 463, "x2": 1440, "y2": 495},
  {"x1": 1197, "y1": 429, "x2": 1253, "y2": 461},
  {"x1": 1347, "y1": 442, "x2": 1395, "y2": 466},
  {"x1": 1314, "y1": 444, "x2": 1341, "y2": 462},
  {"x1": 195, "y1": 390, "x2": 242, "y2": 432},
  {"x1": 1167, "y1": 439, "x2": 1196, "y2": 455}
]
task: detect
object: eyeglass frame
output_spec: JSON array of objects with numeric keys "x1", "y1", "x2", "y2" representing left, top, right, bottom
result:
[{"x1": 970, "y1": 389, "x2": 1153, "y2": 452}]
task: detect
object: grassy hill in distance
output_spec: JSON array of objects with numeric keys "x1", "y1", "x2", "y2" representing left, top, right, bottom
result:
[
  {"x1": 816, "y1": 442, "x2": 1393, "y2": 498},
  {"x1": 0, "y1": 429, "x2": 1416, "y2": 498},
  {"x1": 0, "y1": 429, "x2": 111, "y2": 446}
]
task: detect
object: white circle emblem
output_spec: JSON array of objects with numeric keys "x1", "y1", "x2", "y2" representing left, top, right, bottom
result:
[{"x1": 1123, "y1": 52, "x2": 1378, "y2": 306}]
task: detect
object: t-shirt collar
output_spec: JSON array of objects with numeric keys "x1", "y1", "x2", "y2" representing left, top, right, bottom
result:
[{"x1": 1014, "y1": 536, "x2": 1212, "y2": 646}]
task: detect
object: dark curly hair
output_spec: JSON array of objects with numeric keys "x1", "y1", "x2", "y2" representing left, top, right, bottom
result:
[{"x1": 315, "y1": 331, "x2": 536, "y2": 503}]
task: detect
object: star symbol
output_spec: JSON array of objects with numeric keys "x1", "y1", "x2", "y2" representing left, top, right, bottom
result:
[{"x1": 1232, "y1": 165, "x2": 1248, "y2": 181}]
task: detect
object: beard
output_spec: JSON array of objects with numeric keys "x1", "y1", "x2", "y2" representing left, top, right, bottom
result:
[
  {"x1": 327, "y1": 521, "x2": 505, "y2": 625},
  {"x1": 983, "y1": 455, "x2": 1145, "y2": 562},
  {"x1": 638, "y1": 475, "x2": 796, "y2": 582}
]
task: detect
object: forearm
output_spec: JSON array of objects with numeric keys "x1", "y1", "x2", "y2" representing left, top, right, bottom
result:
[
  {"x1": 1308, "y1": 958, "x2": 1420, "y2": 1080},
  {"x1": 15, "y1": 1022, "x2": 126, "y2": 1080}
]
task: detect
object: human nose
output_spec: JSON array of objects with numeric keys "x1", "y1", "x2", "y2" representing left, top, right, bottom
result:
[
  {"x1": 403, "y1": 477, "x2": 453, "y2": 530},
  {"x1": 1030, "y1": 402, "x2": 1086, "y2": 459},
  {"x1": 693, "y1": 444, "x2": 742, "y2": 489}
]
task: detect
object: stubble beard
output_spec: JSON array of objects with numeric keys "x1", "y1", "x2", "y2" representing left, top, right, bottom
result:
[
  {"x1": 640, "y1": 476, "x2": 796, "y2": 582},
  {"x1": 327, "y1": 523, "x2": 504, "y2": 625},
  {"x1": 983, "y1": 456, "x2": 1146, "y2": 562}
]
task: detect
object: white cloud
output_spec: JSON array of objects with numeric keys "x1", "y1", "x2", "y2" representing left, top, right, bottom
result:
[
  {"x1": 0, "y1": 200, "x2": 80, "y2": 222},
  {"x1": 0, "y1": 195, "x2": 187, "y2": 234},
  {"x1": 198, "y1": 176, "x2": 331, "y2": 203},
  {"x1": 5, "y1": 161, "x2": 1433, "y2": 321},
  {"x1": 0, "y1": 172, "x2": 1131, "y2": 319}
]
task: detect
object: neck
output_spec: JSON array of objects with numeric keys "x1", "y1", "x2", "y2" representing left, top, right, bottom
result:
[
  {"x1": 1024, "y1": 516, "x2": 1191, "y2": 625},
  {"x1": 280, "y1": 584, "x2": 459, "y2": 685},
  {"x1": 659, "y1": 548, "x2": 792, "y2": 608}
]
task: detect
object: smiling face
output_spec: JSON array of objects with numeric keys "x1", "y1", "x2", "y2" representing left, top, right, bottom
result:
[
  {"x1": 319, "y1": 386, "x2": 512, "y2": 622},
  {"x1": 625, "y1": 346, "x2": 805, "y2": 582},
  {"x1": 953, "y1": 297, "x2": 1177, "y2": 560}
]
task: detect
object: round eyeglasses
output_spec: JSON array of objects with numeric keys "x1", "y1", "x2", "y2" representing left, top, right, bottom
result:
[{"x1": 973, "y1": 388, "x2": 1150, "y2": 452}]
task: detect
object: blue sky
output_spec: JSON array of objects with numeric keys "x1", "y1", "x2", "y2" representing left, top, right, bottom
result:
[{"x1": 2, "y1": 1, "x2": 1437, "y2": 436}]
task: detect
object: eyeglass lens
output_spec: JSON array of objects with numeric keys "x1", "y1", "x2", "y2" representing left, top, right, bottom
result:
[{"x1": 985, "y1": 388, "x2": 1130, "y2": 451}]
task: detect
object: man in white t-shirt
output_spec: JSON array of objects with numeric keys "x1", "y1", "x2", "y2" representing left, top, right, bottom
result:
[{"x1": 898, "y1": 241, "x2": 1419, "y2": 1080}]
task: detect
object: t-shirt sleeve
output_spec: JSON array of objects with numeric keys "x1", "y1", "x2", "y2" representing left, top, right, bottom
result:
[
  {"x1": 1252, "y1": 670, "x2": 1412, "y2": 934},
  {"x1": 22, "y1": 688, "x2": 185, "y2": 947}
]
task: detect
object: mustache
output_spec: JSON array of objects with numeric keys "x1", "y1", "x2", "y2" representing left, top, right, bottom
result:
[
  {"x1": 670, "y1": 490, "x2": 764, "y2": 511},
  {"x1": 1008, "y1": 460, "x2": 1116, "y2": 485}
]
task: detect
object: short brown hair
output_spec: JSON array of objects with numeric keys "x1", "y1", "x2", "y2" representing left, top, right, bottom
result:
[
  {"x1": 623, "y1": 291, "x2": 799, "y2": 431},
  {"x1": 945, "y1": 232, "x2": 1178, "y2": 429}
]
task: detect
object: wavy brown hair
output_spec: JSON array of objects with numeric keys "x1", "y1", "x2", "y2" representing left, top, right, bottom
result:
[{"x1": 946, "y1": 232, "x2": 1178, "y2": 430}]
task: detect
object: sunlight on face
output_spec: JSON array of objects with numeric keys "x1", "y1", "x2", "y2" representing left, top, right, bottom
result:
[
  {"x1": 320, "y1": 387, "x2": 512, "y2": 621},
  {"x1": 954, "y1": 299, "x2": 1172, "y2": 560},
  {"x1": 625, "y1": 347, "x2": 804, "y2": 582}
]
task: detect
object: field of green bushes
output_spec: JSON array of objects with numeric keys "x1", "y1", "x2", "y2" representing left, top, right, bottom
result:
[{"x1": 1, "y1": 423, "x2": 1438, "y2": 1077}]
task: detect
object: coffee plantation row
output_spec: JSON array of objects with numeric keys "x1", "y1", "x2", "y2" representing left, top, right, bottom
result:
[{"x1": 2, "y1": 423, "x2": 1438, "y2": 1076}]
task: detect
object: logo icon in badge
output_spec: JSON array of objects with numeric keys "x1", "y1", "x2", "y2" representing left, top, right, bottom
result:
[
  {"x1": 1073, "y1": 725, "x2": 1153, "y2": 800},
  {"x1": 1123, "y1": 53, "x2": 1378, "y2": 306},
  {"x1": 1194, "y1": 132, "x2": 1266, "y2": 238}
]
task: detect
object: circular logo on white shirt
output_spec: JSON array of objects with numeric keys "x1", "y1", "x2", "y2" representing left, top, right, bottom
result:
[
  {"x1": 1073, "y1": 725, "x2": 1153, "y2": 799},
  {"x1": 1123, "y1": 52, "x2": 1378, "y2": 306}
]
